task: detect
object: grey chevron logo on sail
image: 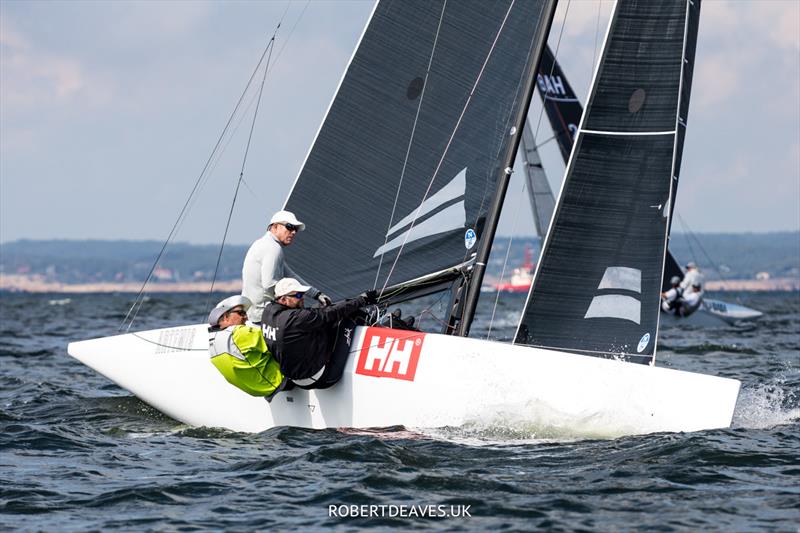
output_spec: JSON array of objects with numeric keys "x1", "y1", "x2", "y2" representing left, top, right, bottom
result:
[
  {"x1": 373, "y1": 168, "x2": 467, "y2": 258},
  {"x1": 584, "y1": 266, "x2": 642, "y2": 324}
]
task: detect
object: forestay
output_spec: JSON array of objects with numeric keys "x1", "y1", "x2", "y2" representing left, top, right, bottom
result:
[
  {"x1": 282, "y1": 0, "x2": 552, "y2": 301},
  {"x1": 516, "y1": 0, "x2": 702, "y2": 363}
]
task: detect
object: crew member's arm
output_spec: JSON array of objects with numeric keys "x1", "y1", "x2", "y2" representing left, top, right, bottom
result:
[{"x1": 290, "y1": 296, "x2": 367, "y2": 332}]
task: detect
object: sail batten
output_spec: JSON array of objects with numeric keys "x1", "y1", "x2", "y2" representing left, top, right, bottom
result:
[{"x1": 515, "y1": 0, "x2": 701, "y2": 363}]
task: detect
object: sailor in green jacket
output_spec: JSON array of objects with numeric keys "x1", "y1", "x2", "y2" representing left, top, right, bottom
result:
[{"x1": 208, "y1": 295, "x2": 287, "y2": 399}]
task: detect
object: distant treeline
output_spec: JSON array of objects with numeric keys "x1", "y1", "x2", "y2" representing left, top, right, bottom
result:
[
  {"x1": 1, "y1": 232, "x2": 798, "y2": 284},
  {"x1": 0, "y1": 240, "x2": 248, "y2": 284}
]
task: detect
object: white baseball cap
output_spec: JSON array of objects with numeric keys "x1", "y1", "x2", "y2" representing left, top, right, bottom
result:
[
  {"x1": 208, "y1": 295, "x2": 252, "y2": 325},
  {"x1": 274, "y1": 278, "x2": 311, "y2": 298},
  {"x1": 269, "y1": 210, "x2": 305, "y2": 231}
]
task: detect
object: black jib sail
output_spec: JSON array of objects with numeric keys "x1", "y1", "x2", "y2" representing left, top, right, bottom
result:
[
  {"x1": 515, "y1": 0, "x2": 701, "y2": 364},
  {"x1": 283, "y1": 0, "x2": 555, "y2": 304},
  {"x1": 535, "y1": 44, "x2": 692, "y2": 293}
]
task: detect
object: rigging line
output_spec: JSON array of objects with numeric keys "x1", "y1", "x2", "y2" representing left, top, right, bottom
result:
[
  {"x1": 196, "y1": 1, "x2": 309, "y2": 209},
  {"x1": 271, "y1": 0, "x2": 311, "y2": 70},
  {"x1": 373, "y1": 0, "x2": 448, "y2": 291},
  {"x1": 591, "y1": 0, "x2": 602, "y2": 79},
  {"x1": 486, "y1": 180, "x2": 528, "y2": 339},
  {"x1": 190, "y1": 77, "x2": 265, "y2": 215},
  {"x1": 378, "y1": 0, "x2": 518, "y2": 297},
  {"x1": 531, "y1": 0, "x2": 570, "y2": 143},
  {"x1": 120, "y1": 28, "x2": 284, "y2": 332},
  {"x1": 417, "y1": 290, "x2": 455, "y2": 329},
  {"x1": 676, "y1": 213, "x2": 699, "y2": 271},
  {"x1": 468, "y1": 44, "x2": 531, "y2": 247},
  {"x1": 533, "y1": 132, "x2": 558, "y2": 149},
  {"x1": 676, "y1": 212, "x2": 729, "y2": 290},
  {"x1": 208, "y1": 32, "x2": 279, "y2": 315}
]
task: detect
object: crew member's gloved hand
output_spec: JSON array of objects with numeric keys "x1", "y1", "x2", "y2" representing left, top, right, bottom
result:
[
  {"x1": 361, "y1": 289, "x2": 378, "y2": 305},
  {"x1": 317, "y1": 292, "x2": 332, "y2": 307}
]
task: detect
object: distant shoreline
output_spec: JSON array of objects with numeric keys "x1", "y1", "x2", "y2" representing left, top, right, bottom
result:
[{"x1": 1, "y1": 274, "x2": 798, "y2": 294}]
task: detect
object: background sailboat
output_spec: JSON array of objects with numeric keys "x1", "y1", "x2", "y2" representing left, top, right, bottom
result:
[
  {"x1": 68, "y1": 0, "x2": 740, "y2": 436},
  {"x1": 507, "y1": 45, "x2": 762, "y2": 325}
]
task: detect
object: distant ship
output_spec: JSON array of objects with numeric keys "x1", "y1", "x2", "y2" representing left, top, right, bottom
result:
[{"x1": 495, "y1": 245, "x2": 534, "y2": 293}]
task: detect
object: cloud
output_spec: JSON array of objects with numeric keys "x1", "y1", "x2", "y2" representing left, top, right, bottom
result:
[
  {"x1": 694, "y1": 1, "x2": 799, "y2": 110},
  {"x1": 0, "y1": 17, "x2": 111, "y2": 115},
  {"x1": 704, "y1": 0, "x2": 799, "y2": 51}
]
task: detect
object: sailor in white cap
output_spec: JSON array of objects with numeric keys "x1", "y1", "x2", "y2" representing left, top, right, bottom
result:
[
  {"x1": 242, "y1": 209, "x2": 331, "y2": 322},
  {"x1": 679, "y1": 261, "x2": 704, "y2": 295},
  {"x1": 260, "y1": 278, "x2": 377, "y2": 389},
  {"x1": 207, "y1": 295, "x2": 287, "y2": 398},
  {"x1": 677, "y1": 282, "x2": 704, "y2": 317}
]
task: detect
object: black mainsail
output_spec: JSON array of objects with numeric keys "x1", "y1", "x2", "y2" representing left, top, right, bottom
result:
[
  {"x1": 515, "y1": 0, "x2": 701, "y2": 363},
  {"x1": 283, "y1": 0, "x2": 555, "y2": 306}
]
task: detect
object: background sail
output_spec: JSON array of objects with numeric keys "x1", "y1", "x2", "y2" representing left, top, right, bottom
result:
[
  {"x1": 536, "y1": 45, "x2": 583, "y2": 163},
  {"x1": 515, "y1": 0, "x2": 700, "y2": 363},
  {"x1": 283, "y1": 0, "x2": 551, "y2": 301},
  {"x1": 520, "y1": 121, "x2": 555, "y2": 239},
  {"x1": 520, "y1": 44, "x2": 586, "y2": 240}
]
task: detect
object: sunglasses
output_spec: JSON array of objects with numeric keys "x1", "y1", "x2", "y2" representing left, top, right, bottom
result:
[
  {"x1": 283, "y1": 223, "x2": 300, "y2": 232},
  {"x1": 227, "y1": 309, "x2": 247, "y2": 316},
  {"x1": 289, "y1": 292, "x2": 305, "y2": 299}
]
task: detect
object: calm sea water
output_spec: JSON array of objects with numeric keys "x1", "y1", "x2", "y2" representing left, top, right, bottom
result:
[{"x1": 1, "y1": 291, "x2": 798, "y2": 531}]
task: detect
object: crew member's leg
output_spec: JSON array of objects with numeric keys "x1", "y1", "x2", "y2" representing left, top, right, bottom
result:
[{"x1": 307, "y1": 319, "x2": 355, "y2": 390}]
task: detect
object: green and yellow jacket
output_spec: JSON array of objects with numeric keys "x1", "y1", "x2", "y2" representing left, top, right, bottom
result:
[{"x1": 209, "y1": 325, "x2": 285, "y2": 397}]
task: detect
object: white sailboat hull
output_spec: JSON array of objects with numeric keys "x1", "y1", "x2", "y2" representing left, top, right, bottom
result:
[
  {"x1": 67, "y1": 324, "x2": 740, "y2": 437},
  {"x1": 661, "y1": 297, "x2": 763, "y2": 327}
]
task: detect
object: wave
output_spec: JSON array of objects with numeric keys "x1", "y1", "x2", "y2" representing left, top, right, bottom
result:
[{"x1": 733, "y1": 365, "x2": 800, "y2": 429}]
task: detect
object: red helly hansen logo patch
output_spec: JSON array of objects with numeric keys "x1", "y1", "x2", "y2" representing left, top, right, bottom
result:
[{"x1": 355, "y1": 328, "x2": 425, "y2": 381}]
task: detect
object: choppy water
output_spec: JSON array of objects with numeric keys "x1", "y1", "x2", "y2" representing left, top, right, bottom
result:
[{"x1": 1, "y1": 291, "x2": 798, "y2": 530}]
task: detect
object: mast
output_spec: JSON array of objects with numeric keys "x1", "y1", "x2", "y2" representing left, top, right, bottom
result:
[{"x1": 454, "y1": 0, "x2": 558, "y2": 337}]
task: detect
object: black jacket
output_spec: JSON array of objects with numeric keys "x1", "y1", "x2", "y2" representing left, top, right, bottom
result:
[{"x1": 261, "y1": 296, "x2": 366, "y2": 379}]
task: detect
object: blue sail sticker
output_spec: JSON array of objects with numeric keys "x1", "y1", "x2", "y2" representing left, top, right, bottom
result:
[
  {"x1": 636, "y1": 333, "x2": 651, "y2": 353},
  {"x1": 464, "y1": 229, "x2": 477, "y2": 249}
]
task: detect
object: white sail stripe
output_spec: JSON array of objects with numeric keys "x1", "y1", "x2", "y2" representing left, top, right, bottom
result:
[
  {"x1": 584, "y1": 294, "x2": 641, "y2": 324},
  {"x1": 373, "y1": 201, "x2": 465, "y2": 257},
  {"x1": 385, "y1": 167, "x2": 466, "y2": 236},
  {"x1": 598, "y1": 266, "x2": 641, "y2": 293},
  {"x1": 579, "y1": 129, "x2": 676, "y2": 136}
]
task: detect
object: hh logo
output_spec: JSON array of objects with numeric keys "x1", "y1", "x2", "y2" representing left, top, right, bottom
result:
[
  {"x1": 263, "y1": 325, "x2": 278, "y2": 341},
  {"x1": 355, "y1": 328, "x2": 424, "y2": 381}
]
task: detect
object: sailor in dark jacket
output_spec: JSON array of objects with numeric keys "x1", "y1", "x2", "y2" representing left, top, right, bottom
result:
[{"x1": 261, "y1": 277, "x2": 377, "y2": 389}]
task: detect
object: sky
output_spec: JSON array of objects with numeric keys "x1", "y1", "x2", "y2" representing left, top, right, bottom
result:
[{"x1": 1, "y1": 0, "x2": 798, "y2": 246}]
